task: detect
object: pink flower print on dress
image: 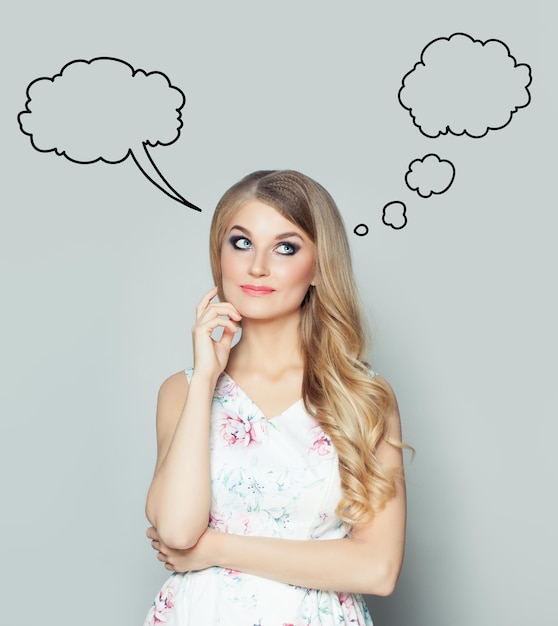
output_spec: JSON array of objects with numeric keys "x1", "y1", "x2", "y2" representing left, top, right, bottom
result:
[
  {"x1": 209, "y1": 512, "x2": 230, "y2": 533},
  {"x1": 219, "y1": 408, "x2": 264, "y2": 447},
  {"x1": 215, "y1": 373, "x2": 239, "y2": 399},
  {"x1": 339, "y1": 591, "x2": 355, "y2": 609},
  {"x1": 224, "y1": 567, "x2": 242, "y2": 577},
  {"x1": 338, "y1": 591, "x2": 370, "y2": 623},
  {"x1": 308, "y1": 425, "x2": 334, "y2": 458},
  {"x1": 144, "y1": 576, "x2": 179, "y2": 625}
]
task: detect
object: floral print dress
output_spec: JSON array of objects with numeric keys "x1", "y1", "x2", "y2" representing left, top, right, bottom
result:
[{"x1": 143, "y1": 369, "x2": 374, "y2": 626}]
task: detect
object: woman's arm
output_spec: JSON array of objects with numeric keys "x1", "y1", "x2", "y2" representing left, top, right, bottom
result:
[
  {"x1": 144, "y1": 370, "x2": 216, "y2": 549},
  {"x1": 150, "y1": 391, "x2": 407, "y2": 595},
  {"x1": 145, "y1": 288, "x2": 241, "y2": 550},
  {"x1": 213, "y1": 462, "x2": 405, "y2": 595}
]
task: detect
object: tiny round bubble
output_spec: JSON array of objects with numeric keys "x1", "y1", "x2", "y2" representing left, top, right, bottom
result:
[{"x1": 353, "y1": 223, "x2": 369, "y2": 237}]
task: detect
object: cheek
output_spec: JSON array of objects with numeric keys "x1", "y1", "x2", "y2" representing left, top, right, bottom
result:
[
  {"x1": 220, "y1": 247, "x2": 239, "y2": 280},
  {"x1": 220, "y1": 248, "x2": 240, "y2": 300},
  {"x1": 286, "y1": 256, "x2": 315, "y2": 288}
]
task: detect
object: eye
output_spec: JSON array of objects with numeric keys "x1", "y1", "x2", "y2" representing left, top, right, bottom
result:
[
  {"x1": 230, "y1": 236, "x2": 252, "y2": 250},
  {"x1": 276, "y1": 242, "x2": 299, "y2": 256}
]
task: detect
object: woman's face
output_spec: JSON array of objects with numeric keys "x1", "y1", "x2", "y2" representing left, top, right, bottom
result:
[{"x1": 220, "y1": 200, "x2": 315, "y2": 322}]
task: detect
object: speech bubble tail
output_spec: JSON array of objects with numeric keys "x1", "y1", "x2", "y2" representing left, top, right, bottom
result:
[{"x1": 131, "y1": 143, "x2": 201, "y2": 211}]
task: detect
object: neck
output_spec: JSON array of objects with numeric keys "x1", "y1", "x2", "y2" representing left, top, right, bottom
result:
[{"x1": 227, "y1": 312, "x2": 304, "y2": 376}]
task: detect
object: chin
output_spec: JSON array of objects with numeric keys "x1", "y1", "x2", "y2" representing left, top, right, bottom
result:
[{"x1": 240, "y1": 302, "x2": 304, "y2": 324}]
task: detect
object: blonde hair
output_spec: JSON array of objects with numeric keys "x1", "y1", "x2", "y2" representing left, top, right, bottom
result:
[{"x1": 210, "y1": 170, "x2": 400, "y2": 527}]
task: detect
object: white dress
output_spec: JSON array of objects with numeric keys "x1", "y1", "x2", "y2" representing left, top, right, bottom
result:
[{"x1": 143, "y1": 369, "x2": 374, "y2": 625}]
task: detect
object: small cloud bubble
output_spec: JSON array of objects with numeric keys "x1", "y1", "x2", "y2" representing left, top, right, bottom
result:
[
  {"x1": 18, "y1": 57, "x2": 200, "y2": 210},
  {"x1": 382, "y1": 201, "x2": 407, "y2": 230},
  {"x1": 353, "y1": 223, "x2": 369, "y2": 237},
  {"x1": 398, "y1": 33, "x2": 532, "y2": 138},
  {"x1": 405, "y1": 153, "x2": 455, "y2": 198}
]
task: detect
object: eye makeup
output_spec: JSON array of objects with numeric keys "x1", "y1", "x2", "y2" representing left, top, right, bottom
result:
[
  {"x1": 229, "y1": 235, "x2": 252, "y2": 250},
  {"x1": 228, "y1": 234, "x2": 300, "y2": 256},
  {"x1": 275, "y1": 242, "x2": 300, "y2": 255}
]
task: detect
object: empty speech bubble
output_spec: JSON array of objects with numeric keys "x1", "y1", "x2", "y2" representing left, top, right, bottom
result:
[{"x1": 18, "y1": 57, "x2": 200, "y2": 211}]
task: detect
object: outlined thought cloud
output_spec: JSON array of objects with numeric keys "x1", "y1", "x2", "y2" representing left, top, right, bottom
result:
[
  {"x1": 405, "y1": 154, "x2": 455, "y2": 198},
  {"x1": 352, "y1": 33, "x2": 533, "y2": 234},
  {"x1": 382, "y1": 202, "x2": 407, "y2": 230},
  {"x1": 398, "y1": 33, "x2": 532, "y2": 138},
  {"x1": 18, "y1": 57, "x2": 200, "y2": 211}
]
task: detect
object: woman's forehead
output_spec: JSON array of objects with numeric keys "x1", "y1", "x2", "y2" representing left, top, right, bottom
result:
[{"x1": 225, "y1": 200, "x2": 305, "y2": 236}]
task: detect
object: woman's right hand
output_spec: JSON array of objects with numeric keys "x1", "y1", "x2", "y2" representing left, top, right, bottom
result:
[{"x1": 192, "y1": 287, "x2": 241, "y2": 379}]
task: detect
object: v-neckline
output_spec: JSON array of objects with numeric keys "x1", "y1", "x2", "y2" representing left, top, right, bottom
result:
[{"x1": 221, "y1": 371, "x2": 303, "y2": 422}]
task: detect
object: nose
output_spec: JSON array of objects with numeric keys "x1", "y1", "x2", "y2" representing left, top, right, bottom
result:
[{"x1": 248, "y1": 250, "x2": 270, "y2": 277}]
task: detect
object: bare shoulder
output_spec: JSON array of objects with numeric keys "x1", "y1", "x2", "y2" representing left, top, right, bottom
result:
[
  {"x1": 370, "y1": 375, "x2": 403, "y2": 450},
  {"x1": 371, "y1": 375, "x2": 400, "y2": 414},
  {"x1": 156, "y1": 371, "x2": 190, "y2": 426},
  {"x1": 158, "y1": 370, "x2": 189, "y2": 405},
  {"x1": 370, "y1": 372, "x2": 394, "y2": 393}
]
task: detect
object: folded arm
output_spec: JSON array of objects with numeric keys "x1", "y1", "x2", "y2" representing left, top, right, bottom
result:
[
  {"x1": 149, "y1": 390, "x2": 407, "y2": 596},
  {"x1": 211, "y1": 470, "x2": 405, "y2": 595}
]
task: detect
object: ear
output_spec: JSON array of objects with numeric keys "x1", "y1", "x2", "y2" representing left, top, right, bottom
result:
[{"x1": 310, "y1": 268, "x2": 316, "y2": 287}]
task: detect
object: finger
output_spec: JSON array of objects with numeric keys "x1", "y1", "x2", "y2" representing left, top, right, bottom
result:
[
  {"x1": 146, "y1": 526, "x2": 158, "y2": 540},
  {"x1": 208, "y1": 304, "x2": 242, "y2": 321},
  {"x1": 194, "y1": 317, "x2": 240, "y2": 337},
  {"x1": 217, "y1": 325, "x2": 238, "y2": 351},
  {"x1": 165, "y1": 563, "x2": 174, "y2": 571},
  {"x1": 195, "y1": 287, "x2": 219, "y2": 314},
  {"x1": 157, "y1": 551, "x2": 167, "y2": 563},
  {"x1": 196, "y1": 303, "x2": 242, "y2": 323},
  {"x1": 151, "y1": 540, "x2": 160, "y2": 550}
]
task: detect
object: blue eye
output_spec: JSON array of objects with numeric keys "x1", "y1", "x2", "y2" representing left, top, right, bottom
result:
[
  {"x1": 230, "y1": 236, "x2": 252, "y2": 250},
  {"x1": 276, "y1": 242, "x2": 299, "y2": 255}
]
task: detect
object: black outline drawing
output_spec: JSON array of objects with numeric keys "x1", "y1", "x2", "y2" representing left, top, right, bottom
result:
[
  {"x1": 382, "y1": 201, "x2": 407, "y2": 230},
  {"x1": 398, "y1": 32, "x2": 532, "y2": 139},
  {"x1": 18, "y1": 57, "x2": 201, "y2": 211},
  {"x1": 405, "y1": 153, "x2": 456, "y2": 198},
  {"x1": 352, "y1": 32, "x2": 534, "y2": 236},
  {"x1": 353, "y1": 224, "x2": 369, "y2": 237}
]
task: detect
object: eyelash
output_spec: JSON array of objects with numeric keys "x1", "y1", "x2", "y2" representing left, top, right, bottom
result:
[
  {"x1": 229, "y1": 236, "x2": 299, "y2": 256},
  {"x1": 230, "y1": 236, "x2": 252, "y2": 250}
]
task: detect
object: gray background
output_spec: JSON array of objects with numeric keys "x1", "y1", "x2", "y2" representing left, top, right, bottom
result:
[{"x1": 1, "y1": 1, "x2": 556, "y2": 624}]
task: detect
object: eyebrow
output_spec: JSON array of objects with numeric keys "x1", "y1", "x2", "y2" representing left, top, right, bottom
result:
[{"x1": 229, "y1": 225, "x2": 304, "y2": 241}]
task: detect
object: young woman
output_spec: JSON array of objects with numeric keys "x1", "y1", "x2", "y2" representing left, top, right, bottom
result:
[{"x1": 143, "y1": 170, "x2": 407, "y2": 625}]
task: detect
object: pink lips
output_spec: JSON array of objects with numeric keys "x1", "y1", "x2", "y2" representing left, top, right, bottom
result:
[{"x1": 241, "y1": 284, "x2": 276, "y2": 296}]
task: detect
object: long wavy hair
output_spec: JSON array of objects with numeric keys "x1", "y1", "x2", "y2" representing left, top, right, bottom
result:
[{"x1": 210, "y1": 170, "x2": 401, "y2": 527}]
